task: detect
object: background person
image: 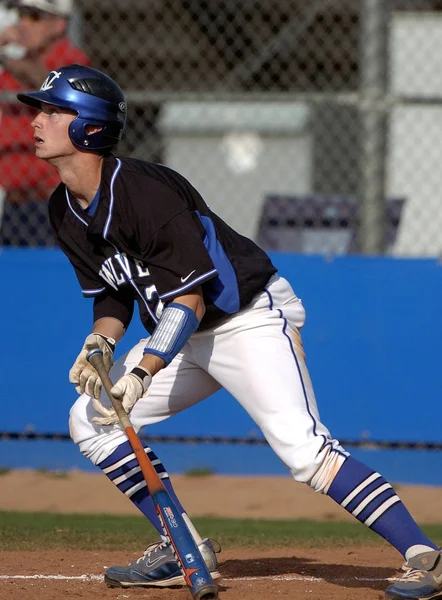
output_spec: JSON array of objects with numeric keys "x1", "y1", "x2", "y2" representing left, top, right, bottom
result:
[{"x1": 0, "y1": 0, "x2": 90, "y2": 244}]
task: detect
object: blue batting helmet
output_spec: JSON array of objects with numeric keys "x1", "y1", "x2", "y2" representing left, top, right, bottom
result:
[{"x1": 17, "y1": 64, "x2": 127, "y2": 151}]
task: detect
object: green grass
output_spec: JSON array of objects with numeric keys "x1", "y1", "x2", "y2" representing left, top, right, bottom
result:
[
  {"x1": 184, "y1": 467, "x2": 216, "y2": 477},
  {"x1": 0, "y1": 511, "x2": 441, "y2": 551}
]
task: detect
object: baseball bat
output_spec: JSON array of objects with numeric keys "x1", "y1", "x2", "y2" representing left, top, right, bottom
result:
[{"x1": 86, "y1": 349, "x2": 218, "y2": 600}]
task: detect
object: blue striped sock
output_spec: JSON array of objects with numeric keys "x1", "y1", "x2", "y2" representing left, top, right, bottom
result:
[
  {"x1": 327, "y1": 456, "x2": 438, "y2": 557},
  {"x1": 98, "y1": 440, "x2": 185, "y2": 535}
]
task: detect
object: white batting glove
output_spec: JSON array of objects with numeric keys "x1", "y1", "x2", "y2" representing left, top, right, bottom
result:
[
  {"x1": 91, "y1": 366, "x2": 152, "y2": 426},
  {"x1": 69, "y1": 333, "x2": 116, "y2": 399}
]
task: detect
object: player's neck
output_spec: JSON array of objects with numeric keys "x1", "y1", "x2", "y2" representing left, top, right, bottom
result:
[{"x1": 57, "y1": 153, "x2": 104, "y2": 209}]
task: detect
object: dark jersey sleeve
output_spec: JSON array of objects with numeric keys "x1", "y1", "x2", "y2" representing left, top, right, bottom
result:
[
  {"x1": 142, "y1": 208, "x2": 218, "y2": 301},
  {"x1": 56, "y1": 235, "x2": 106, "y2": 297},
  {"x1": 93, "y1": 287, "x2": 134, "y2": 330}
]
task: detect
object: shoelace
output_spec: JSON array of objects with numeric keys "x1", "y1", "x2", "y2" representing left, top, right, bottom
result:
[
  {"x1": 135, "y1": 540, "x2": 170, "y2": 564},
  {"x1": 399, "y1": 565, "x2": 429, "y2": 583}
]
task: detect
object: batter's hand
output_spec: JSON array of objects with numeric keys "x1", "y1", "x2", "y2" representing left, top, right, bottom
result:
[
  {"x1": 69, "y1": 333, "x2": 116, "y2": 399},
  {"x1": 92, "y1": 367, "x2": 152, "y2": 426}
]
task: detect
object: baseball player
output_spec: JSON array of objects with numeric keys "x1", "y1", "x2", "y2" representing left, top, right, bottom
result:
[{"x1": 18, "y1": 64, "x2": 442, "y2": 598}]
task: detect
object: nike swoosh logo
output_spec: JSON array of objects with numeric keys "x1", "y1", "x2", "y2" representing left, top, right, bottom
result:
[
  {"x1": 145, "y1": 555, "x2": 166, "y2": 568},
  {"x1": 181, "y1": 270, "x2": 196, "y2": 283}
]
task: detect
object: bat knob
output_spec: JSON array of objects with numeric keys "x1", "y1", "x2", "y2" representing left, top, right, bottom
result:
[
  {"x1": 86, "y1": 348, "x2": 104, "y2": 363},
  {"x1": 194, "y1": 584, "x2": 219, "y2": 600}
]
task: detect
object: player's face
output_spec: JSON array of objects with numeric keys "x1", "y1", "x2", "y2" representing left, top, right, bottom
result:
[{"x1": 31, "y1": 103, "x2": 77, "y2": 162}]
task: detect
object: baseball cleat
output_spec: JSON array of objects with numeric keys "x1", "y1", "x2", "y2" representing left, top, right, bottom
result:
[
  {"x1": 104, "y1": 537, "x2": 221, "y2": 588},
  {"x1": 386, "y1": 550, "x2": 442, "y2": 599}
]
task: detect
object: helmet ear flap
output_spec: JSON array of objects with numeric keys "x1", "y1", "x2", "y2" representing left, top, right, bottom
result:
[
  {"x1": 68, "y1": 118, "x2": 97, "y2": 149},
  {"x1": 68, "y1": 117, "x2": 123, "y2": 151},
  {"x1": 68, "y1": 116, "x2": 84, "y2": 148}
]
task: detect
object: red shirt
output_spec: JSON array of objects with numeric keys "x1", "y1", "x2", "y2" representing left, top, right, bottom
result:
[{"x1": 0, "y1": 37, "x2": 91, "y2": 199}]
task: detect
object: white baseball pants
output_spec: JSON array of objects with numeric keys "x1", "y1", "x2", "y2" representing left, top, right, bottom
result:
[{"x1": 69, "y1": 275, "x2": 346, "y2": 485}]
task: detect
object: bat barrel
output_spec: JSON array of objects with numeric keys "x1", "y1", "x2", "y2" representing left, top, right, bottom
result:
[{"x1": 155, "y1": 489, "x2": 218, "y2": 598}]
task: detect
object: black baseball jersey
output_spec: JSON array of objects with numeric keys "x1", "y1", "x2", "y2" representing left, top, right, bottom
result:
[{"x1": 49, "y1": 155, "x2": 277, "y2": 333}]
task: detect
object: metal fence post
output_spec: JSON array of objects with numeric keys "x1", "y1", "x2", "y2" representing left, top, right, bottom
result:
[{"x1": 359, "y1": 0, "x2": 389, "y2": 254}]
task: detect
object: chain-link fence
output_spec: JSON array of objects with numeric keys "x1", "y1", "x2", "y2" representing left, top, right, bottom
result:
[{"x1": 1, "y1": 0, "x2": 441, "y2": 256}]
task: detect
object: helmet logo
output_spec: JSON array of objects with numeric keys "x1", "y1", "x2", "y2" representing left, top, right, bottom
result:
[
  {"x1": 118, "y1": 102, "x2": 127, "y2": 113},
  {"x1": 40, "y1": 70, "x2": 62, "y2": 92}
]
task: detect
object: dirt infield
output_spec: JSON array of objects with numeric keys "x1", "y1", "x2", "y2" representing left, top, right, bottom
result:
[
  {"x1": 0, "y1": 546, "x2": 404, "y2": 600},
  {"x1": 1, "y1": 470, "x2": 441, "y2": 600}
]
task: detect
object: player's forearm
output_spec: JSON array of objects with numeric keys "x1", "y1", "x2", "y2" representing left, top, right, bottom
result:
[
  {"x1": 138, "y1": 288, "x2": 205, "y2": 376},
  {"x1": 92, "y1": 317, "x2": 126, "y2": 344},
  {"x1": 138, "y1": 352, "x2": 166, "y2": 377}
]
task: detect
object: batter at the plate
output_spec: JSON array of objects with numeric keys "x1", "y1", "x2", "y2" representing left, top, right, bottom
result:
[{"x1": 17, "y1": 63, "x2": 442, "y2": 599}]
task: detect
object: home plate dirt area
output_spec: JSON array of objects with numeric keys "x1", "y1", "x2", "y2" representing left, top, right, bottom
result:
[{"x1": 0, "y1": 546, "x2": 405, "y2": 600}]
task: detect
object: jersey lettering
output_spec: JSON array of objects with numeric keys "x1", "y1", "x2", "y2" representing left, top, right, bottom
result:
[
  {"x1": 115, "y1": 253, "x2": 133, "y2": 281},
  {"x1": 99, "y1": 259, "x2": 124, "y2": 289},
  {"x1": 98, "y1": 253, "x2": 162, "y2": 318},
  {"x1": 99, "y1": 253, "x2": 143, "y2": 289},
  {"x1": 135, "y1": 259, "x2": 150, "y2": 277}
]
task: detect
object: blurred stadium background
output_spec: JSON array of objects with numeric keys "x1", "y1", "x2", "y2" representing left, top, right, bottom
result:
[
  {"x1": 0, "y1": 0, "x2": 441, "y2": 482},
  {"x1": 2, "y1": 0, "x2": 442, "y2": 255}
]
